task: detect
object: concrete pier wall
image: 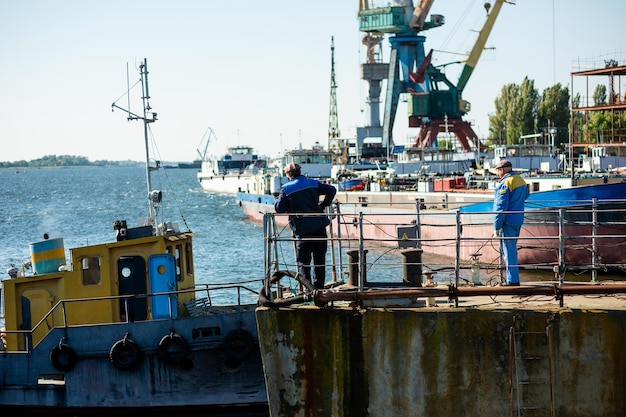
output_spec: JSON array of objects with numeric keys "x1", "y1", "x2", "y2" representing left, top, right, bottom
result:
[{"x1": 256, "y1": 305, "x2": 626, "y2": 417}]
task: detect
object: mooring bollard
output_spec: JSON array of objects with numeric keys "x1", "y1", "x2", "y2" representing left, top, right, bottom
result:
[
  {"x1": 346, "y1": 249, "x2": 368, "y2": 286},
  {"x1": 401, "y1": 248, "x2": 423, "y2": 286},
  {"x1": 424, "y1": 270, "x2": 436, "y2": 306}
]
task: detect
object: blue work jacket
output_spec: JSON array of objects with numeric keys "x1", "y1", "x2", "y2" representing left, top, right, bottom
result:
[
  {"x1": 493, "y1": 171, "x2": 529, "y2": 230},
  {"x1": 274, "y1": 176, "x2": 337, "y2": 237}
]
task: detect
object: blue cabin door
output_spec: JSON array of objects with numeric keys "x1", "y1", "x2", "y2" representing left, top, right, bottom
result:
[
  {"x1": 148, "y1": 254, "x2": 178, "y2": 319},
  {"x1": 118, "y1": 256, "x2": 148, "y2": 321}
]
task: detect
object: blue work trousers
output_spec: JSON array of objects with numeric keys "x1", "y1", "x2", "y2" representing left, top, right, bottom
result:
[
  {"x1": 295, "y1": 228, "x2": 328, "y2": 289},
  {"x1": 501, "y1": 224, "x2": 522, "y2": 284}
]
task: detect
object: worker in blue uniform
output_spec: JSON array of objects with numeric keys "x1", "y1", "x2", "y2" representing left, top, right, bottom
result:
[
  {"x1": 275, "y1": 163, "x2": 337, "y2": 289},
  {"x1": 493, "y1": 159, "x2": 529, "y2": 285}
]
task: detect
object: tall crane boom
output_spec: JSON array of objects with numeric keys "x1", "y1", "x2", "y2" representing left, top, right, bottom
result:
[
  {"x1": 457, "y1": 0, "x2": 511, "y2": 93},
  {"x1": 410, "y1": 0, "x2": 435, "y2": 31},
  {"x1": 406, "y1": 0, "x2": 512, "y2": 152}
]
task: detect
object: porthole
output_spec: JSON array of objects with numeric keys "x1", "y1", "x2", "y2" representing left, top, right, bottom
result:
[{"x1": 121, "y1": 266, "x2": 132, "y2": 278}]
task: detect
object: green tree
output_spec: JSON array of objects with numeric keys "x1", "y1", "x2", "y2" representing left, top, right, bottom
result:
[
  {"x1": 0, "y1": 155, "x2": 127, "y2": 168},
  {"x1": 593, "y1": 84, "x2": 607, "y2": 105},
  {"x1": 488, "y1": 77, "x2": 539, "y2": 147},
  {"x1": 488, "y1": 83, "x2": 516, "y2": 146},
  {"x1": 571, "y1": 93, "x2": 585, "y2": 142},
  {"x1": 587, "y1": 85, "x2": 613, "y2": 142},
  {"x1": 489, "y1": 78, "x2": 574, "y2": 150},
  {"x1": 537, "y1": 83, "x2": 570, "y2": 147},
  {"x1": 515, "y1": 77, "x2": 540, "y2": 137}
]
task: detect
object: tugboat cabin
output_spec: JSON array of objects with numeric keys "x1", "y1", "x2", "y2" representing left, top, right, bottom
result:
[{"x1": 2, "y1": 222, "x2": 195, "y2": 351}]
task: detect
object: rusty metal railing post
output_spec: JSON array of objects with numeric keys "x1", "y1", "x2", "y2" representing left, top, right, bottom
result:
[
  {"x1": 415, "y1": 198, "x2": 422, "y2": 249},
  {"x1": 334, "y1": 201, "x2": 344, "y2": 282},
  {"x1": 359, "y1": 211, "x2": 365, "y2": 289},
  {"x1": 455, "y1": 211, "x2": 461, "y2": 287},
  {"x1": 327, "y1": 204, "x2": 337, "y2": 283},
  {"x1": 558, "y1": 208, "x2": 566, "y2": 285},
  {"x1": 591, "y1": 198, "x2": 598, "y2": 283},
  {"x1": 262, "y1": 213, "x2": 276, "y2": 302}
]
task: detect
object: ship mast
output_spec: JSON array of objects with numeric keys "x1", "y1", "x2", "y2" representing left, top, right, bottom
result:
[{"x1": 112, "y1": 58, "x2": 160, "y2": 229}]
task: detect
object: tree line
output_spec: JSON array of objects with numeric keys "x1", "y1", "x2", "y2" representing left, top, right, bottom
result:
[
  {"x1": 487, "y1": 76, "x2": 625, "y2": 150},
  {"x1": 0, "y1": 155, "x2": 136, "y2": 168}
]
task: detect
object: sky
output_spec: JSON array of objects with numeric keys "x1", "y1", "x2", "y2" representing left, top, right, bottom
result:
[{"x1": 1, "y1": 0, "x2": 625, "y2": 163}]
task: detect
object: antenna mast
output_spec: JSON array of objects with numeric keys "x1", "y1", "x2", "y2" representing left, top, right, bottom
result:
[{"x1": 112, "y1": 58, "x2": 160, "y2": 228}]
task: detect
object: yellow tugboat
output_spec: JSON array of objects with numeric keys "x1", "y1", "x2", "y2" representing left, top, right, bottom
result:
[{"x1": 0, "y1": 59, "x2": 266, "y2": 415}]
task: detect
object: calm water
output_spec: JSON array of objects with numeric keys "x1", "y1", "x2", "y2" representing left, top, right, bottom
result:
[{"x1": 0, "y1": 165, "x2": 266, "y2": 287}]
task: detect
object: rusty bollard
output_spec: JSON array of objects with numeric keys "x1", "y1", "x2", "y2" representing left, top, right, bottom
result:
[
  {"x1": 346, "y1": 249, "x2": 368, "y2": 286},
  {"x1": 401, "y1": 248, "x2": 423, "y2": 286}
]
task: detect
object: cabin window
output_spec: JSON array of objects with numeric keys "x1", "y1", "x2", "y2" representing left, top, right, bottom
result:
[
  {"x1": 166, "y1": 243, "x2": 189, "y2": 280},
  {"x1": 185, "y1": 241, "x2": 193, "y2": 275},
  {"x1": 192, "y1": 326, "x2": 221, "y2": 339},
  {"x1": 175, "y1": 244, "x2": 182, "y2": 281},
  {"x1": 81, "y1": 257, "x2": 101, "y2": 285}
]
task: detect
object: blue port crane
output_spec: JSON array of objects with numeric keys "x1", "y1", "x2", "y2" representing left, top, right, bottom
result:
[{"x1": 358, "y1": 0, "x2": 513, "y2": 154}]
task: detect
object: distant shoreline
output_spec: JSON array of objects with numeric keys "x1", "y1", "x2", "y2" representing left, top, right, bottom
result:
[{"x1": 0, "y1": 163, "x2": 142, "y2": 169}]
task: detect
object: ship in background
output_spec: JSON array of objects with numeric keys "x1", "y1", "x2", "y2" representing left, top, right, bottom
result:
[
  {"x1": 177, "y1": 160, "x2": 202, "y2": 169},
  {"x1": 195, "y1": 127, "x2": 270, "y2": 194}
]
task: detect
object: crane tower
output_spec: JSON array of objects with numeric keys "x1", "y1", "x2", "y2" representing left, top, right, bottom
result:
[
  {"x1": 356, "y1": 30, "x2": 388, "y2": 160},
  {"x1": 358, "y1": 0, "x2": 512, "y2": 155}
]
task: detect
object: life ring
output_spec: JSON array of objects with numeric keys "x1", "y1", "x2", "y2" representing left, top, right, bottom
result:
[
  {"x1": 50, "y1": 342, "x2": 78, "y2": 371},
  {"x1": 257, "y1": 270, "x2": 316, "y2": 307},
  {"x1": 109, "y1": 334, "x2": 141, "y2": 370},
  {"x1": 223, "y1": 329, "x2": 254, "y2": 360},
  {"x1": 158, "y1": 331, "x2": 188, "y2": 364}
]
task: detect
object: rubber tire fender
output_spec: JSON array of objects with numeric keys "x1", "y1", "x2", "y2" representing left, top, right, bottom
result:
[
  {"x1": 223, "y1": 329, "x2": 255, "y2": 360},
  {"x1": 50, "y1": 343, "x2": 78, "y2": 371},
  {"x1": 158, "y1": 332, "x2": 188, "y2": 364},
  {"x1": 109, "y1": 337, "x2": 141, "y2": 370}
]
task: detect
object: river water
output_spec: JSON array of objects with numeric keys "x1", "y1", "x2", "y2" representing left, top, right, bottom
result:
[{"x1": 0, "y1": 165, "x2": 267, "y2": 288}]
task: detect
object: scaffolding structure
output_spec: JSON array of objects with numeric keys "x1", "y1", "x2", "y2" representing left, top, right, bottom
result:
[{"x1": 570, "y1": 57, "x2": 626, "y2": 152}]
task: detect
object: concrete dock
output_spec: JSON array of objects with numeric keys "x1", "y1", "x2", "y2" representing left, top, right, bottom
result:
[{"x1": 256, "y1": 282, "x2": 626, "y2": 417}]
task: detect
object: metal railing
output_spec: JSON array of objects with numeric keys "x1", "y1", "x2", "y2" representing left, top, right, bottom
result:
[
  {"x1": 261, "y1": 199, "x2": 626, "y2": 306},
  {"x1": 1, "y1": 281, "x2": 262, "y2": 353}
]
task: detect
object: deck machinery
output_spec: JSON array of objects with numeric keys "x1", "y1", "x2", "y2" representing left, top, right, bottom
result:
[{"x1": 357, "y1": 0, "x2": 513, "y2": 155}]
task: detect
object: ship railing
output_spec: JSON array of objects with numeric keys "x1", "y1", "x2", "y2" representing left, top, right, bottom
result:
[
  {"x1": 1, "y1": 282, "x2": 262, "y2": 353},
  {"x1": 261, "y1": 199, "x2": 626, "y2": 306}
]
